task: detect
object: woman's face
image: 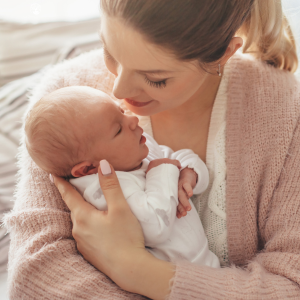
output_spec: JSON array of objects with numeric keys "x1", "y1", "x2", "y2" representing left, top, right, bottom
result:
[{"x1": 100, "y1": 14, "x2": 216, "y2": 116}]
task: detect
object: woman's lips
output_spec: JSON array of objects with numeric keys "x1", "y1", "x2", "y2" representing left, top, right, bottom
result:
[{"x1": 125, "y1": 98, "x2": 153, "y2": 107}]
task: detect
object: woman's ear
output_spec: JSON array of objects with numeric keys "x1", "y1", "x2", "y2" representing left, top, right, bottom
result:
[
  {"x1": 221, "y1": 36, "x2": 244, "y2": 65},
  {"x1": 71, "y1": 161, "x2": 98, "y2": 178}
]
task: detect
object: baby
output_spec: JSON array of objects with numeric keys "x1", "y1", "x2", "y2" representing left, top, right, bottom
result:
[{"x1": 25, "y1": 86, "x2": 220, "y2": 268}]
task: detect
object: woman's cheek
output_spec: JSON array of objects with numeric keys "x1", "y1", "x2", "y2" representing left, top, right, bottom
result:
[
  {"x1": 143, "y1": 83, "x2": 178, "y2": 102},
  {"x1": 104, "y1": 57, "x2": 118, "y2": 77}
]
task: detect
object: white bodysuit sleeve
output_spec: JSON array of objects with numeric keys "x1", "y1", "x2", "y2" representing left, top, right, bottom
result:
[
  {"x1": 119, "y1": 164, "x2": 180, "y2": 247},
  {"x1": 167, "y1": 148, "x2": 209, "y2": 194},
  {"x1": 145, "y1": 133, "x2": 209, "y2": 194}
]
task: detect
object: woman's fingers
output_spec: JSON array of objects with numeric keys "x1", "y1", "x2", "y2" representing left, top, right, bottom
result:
[
  {"x1": 51, "y1": 174, "x2": 94, "y2": 216},
  {"x1": 98, "y1": 160, "x2": 128, "y2": 211}
]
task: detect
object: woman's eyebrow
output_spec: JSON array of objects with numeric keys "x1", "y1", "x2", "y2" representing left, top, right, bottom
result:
[
  {"x1": 100, "y1": 32, "x2": 173, "y2": 76},
  {"x1": 136, "y1": 69, "x2": 173, "y2": 76}
]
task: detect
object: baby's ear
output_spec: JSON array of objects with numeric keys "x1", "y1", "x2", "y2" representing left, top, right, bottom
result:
[{"x1": 71, "y1": 161, "x2": 98, "y2": 177}]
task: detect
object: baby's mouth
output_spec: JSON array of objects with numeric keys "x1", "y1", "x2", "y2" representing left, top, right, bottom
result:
[{"x1": 140, "y1": 135, "x2": 146, "y2": 144}]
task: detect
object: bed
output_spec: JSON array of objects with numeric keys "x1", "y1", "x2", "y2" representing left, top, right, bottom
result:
[{"x1": 0, "y1": 15, "x2": 102, "y2": 299}]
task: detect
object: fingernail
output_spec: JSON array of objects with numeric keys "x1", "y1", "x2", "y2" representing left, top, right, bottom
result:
[
  {"x1": 49, "y1": 174, "x2": 54, "y2": 183},
  {"x1": 100, "y1": 160, "x2": 111, "y2": 175}
]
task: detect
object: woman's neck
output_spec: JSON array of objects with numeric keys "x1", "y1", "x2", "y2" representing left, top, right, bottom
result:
[
  {"x1": 150, "y1": 74, "x2": 222, "y2": 162},
  {"x1": 153, "y1": 74, "x2": 221, "y2": 125}
]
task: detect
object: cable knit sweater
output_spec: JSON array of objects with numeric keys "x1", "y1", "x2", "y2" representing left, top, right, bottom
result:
[{"x1": 4, "y1": 49, "x2": 300, "y2": 300}]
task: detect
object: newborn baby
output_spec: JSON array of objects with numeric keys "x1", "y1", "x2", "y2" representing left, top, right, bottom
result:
[{"x1": 25, "y1": 86, "x2": 220, "y2": 268}]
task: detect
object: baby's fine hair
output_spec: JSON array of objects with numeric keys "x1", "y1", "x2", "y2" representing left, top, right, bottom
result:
[{"x1": 25, "y1": 87, "x2": 89, "y2": 178}]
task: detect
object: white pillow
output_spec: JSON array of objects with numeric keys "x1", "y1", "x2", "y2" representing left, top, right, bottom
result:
[{"x1": 0, "y1": 18, "x2": 101, "y2": 86}]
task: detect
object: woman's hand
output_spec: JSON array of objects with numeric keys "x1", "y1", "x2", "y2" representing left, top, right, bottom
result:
[
  {"x1": 51, "y1": 160, "x2": 146, "y2": 290},
  {"x1": 177, "y1": 167, "x2": 198, "y2": 218}
]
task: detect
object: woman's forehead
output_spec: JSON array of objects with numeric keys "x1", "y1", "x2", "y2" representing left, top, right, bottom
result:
[{"x1": 100, "y1": 14, "x2": 197, "y2": 73}]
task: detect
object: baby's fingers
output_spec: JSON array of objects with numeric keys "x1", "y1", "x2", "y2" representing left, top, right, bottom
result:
[
  {"x1": 177, "y1": 203, "x2": 186, "y2": 218},
  {"x1": 178, "y1": 189, "x2": 191, "y2": 213},
  {"x1": 173, "y1": 160, "x2": 182, "y2": 169},
  {"x1": 183, "y1": 182, "x2": 193, "y2": 198}
]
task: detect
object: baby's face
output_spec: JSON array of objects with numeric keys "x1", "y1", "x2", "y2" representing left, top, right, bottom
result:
[{"x1": 75, "y1": 90, "x2": 149, "y2": 172}]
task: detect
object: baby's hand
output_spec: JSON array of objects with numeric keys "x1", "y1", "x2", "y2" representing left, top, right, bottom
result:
[
  {"x1": 146, "y1": 158, "x2": 181, "y2": 174},
  {"x1": 177, "y1": 167, "x2": 198, "y2": 219}
]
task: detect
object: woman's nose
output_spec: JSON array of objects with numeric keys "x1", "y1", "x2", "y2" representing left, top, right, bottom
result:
[
  {"x1": 129, "y1": 116, "x2": 139, "y2": 131},
  {"x1": 112, "y1": 68, "x2": 138, "y2": 100}
]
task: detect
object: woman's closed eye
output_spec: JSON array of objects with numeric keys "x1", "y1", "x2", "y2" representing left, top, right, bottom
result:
[
  {"x1": 144, "y1": 76, "x2": 167, "y2": 89},
  {"x1": 104, "y1": 48, "x2": 117, "y2": 65}
]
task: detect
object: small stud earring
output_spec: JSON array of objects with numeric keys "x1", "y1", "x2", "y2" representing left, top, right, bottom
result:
[{"x1": 217, "y1": 64, "x2": 222, "y2": 77}]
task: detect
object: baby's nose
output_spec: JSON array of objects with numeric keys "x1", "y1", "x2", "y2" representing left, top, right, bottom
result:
[{"x1": 129, "y1": 116, "x2": 139, "y2": 130}]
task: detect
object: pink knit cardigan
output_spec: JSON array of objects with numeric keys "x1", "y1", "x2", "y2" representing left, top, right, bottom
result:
[{"x1": 4, "y1": 49, "x2": 300, "y2": 299}]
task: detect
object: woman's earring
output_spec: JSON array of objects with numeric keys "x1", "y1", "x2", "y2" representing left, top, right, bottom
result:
[{"x1": 217, "y1": 64, "x2": 222, "y2": 77}]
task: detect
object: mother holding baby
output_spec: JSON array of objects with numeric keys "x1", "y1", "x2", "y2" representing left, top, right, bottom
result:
[{"x1": 5, "y1": 0, "x2": 300, "y2": 299}]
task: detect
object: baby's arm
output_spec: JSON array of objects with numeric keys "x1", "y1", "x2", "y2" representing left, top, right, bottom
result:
[
  {"x1": 168, "y1": 148, "x2": 209, "y2": 195},
  {"x1": 84, "y1": 162, "x2": 180, "y2": 247},
  {"x1": 145, "y1": 158, "x2": 181, "y2": 173},
  {"x1": 120, "y1": 163, "x2": 181, "y2": 247},
  {"x1": 160, "y1": 147, "x2": 209, "y2": 215},
  {"x1": 145, "y1": 133, "x2": 208, "y2": 216}
]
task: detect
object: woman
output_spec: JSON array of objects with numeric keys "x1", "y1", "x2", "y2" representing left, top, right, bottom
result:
[{"x1": 5, "y1": 0, "x2": 300, "y2": 299}]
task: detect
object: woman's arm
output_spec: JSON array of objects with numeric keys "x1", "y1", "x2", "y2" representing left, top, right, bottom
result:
[
  {"x1": 53, "y1": 160, "x2": 176, "y2": 300},
  {"x1": 132, "y1": 111, "x2": 300, "y2": 299},
  {"x1": 125, "y1": 119, "x2": 300, "y2": 299},
  {"x1": 51, "y1": 114, "x2": 300, "y2": 299},
  {"x1": 3, "y1": 154, "x2": 148, "y2": 299}
]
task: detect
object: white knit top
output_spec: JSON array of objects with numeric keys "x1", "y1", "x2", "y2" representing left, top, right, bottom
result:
[{"x1": 138, "y1": 62, "x2": 230, "y2": 266}]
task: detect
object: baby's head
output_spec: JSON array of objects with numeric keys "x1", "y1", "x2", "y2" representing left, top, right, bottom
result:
[{"x1": 25, "y1": 86, "x2": 149, "y2": 178}]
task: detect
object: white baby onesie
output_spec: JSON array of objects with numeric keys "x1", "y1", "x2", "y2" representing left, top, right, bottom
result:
[{"x1": 70, "y1": 133, "x2": 220, "y2": 268}]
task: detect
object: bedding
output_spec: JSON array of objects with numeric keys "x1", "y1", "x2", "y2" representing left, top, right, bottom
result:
[
  {"x1": 0, "y1": 18, "x2": 101, "y2": 87},
  {"x1": 0, "y1": 13, "x2": 102, "y2": 298},
  {"x1": 0, "y1": 74, "x2": 39, "y2": 273},
  {"x1": 0, "y1": 33, "x2": 102, "y2": 283}
]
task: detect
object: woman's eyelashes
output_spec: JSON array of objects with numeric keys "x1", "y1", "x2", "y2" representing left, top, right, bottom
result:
[
  {"x1": 103, "y1": 48, "x2": 117, "y2": 65},
  {"x1": 144, "y1": 76, "x2": 167, "y2": 88}
]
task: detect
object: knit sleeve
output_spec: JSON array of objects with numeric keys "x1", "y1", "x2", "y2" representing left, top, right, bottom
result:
[
  {"x1": 3, "y1": 50, "x2": 148, "y2": 299},
  {"x1": 4, "y1": 155, "x2": 147, "y2": 300},
  {"x1": 168, "y1": 106, "x2": 300, "y2": 299}
]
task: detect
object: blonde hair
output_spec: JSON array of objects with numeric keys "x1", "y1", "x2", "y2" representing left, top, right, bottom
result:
[
  {"x1": 101, "y1": 0, "x2": 298, "y2": 73},
  {"x1": 25, "y1": 89, "x2": 86, "y2": 178},
  {"x1": 238, "y1": 0, "x2": 298, "y2": 72}
]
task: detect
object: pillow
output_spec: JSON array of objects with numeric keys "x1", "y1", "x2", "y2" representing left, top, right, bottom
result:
[{"x1": 0, "y1": 18, "x2": 101, "y2": 87}]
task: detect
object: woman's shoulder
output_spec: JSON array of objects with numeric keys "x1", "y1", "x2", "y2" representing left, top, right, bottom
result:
[
  {"x1": 230, "y1": 50, "x2": 299, "y2": 80},
  {"x1": 228, "y1": 51, "x2": 300, "y2": 112},
  {"x1": 27, "y1": 49, "x2": 115, "y2": 111}
]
